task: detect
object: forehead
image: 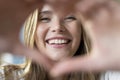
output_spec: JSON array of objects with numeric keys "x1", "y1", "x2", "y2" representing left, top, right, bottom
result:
[
  {"x1": 40, "y1": 4, "x2": 76, "y2": 18},
  {"x1": 40, "y1": 5, "x2": 65, "y2": 18},
  {"x1": 41, "y1": 4, "x2": 53, "y2": 12}
]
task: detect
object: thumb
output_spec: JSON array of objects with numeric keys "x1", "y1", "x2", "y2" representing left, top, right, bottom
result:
[
  {"x1": 10, "y1": 43, "x2": 54, "y2": 70},
  {"x1": 50, "y1": 54, "x2": 104, "y2": 77}
]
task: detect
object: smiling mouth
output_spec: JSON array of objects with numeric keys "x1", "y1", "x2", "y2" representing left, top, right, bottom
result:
[{"x1": 46, "y1": 39, "x2": 71, "y2": 45}]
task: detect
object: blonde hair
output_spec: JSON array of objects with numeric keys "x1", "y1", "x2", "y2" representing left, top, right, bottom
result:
[
  {"x1": 23, "y1": 9, "x2": 99, "y2": 80},
  {"x1": 0, "y1": 9, "x2": 38, "y2": 80},
  {"x1": 0, "y1": 8, "x2": 99, "y2": 80}
]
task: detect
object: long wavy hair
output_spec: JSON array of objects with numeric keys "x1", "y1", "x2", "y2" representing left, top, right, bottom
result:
[
  {"x1": 23, "y1": 8, "x2": 100, "y2": 80},
  {"x1": 0, "y1": 8, "x2": 100, "y2": 80}
]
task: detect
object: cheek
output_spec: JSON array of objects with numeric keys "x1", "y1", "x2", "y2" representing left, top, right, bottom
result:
[
  {"x1": 68, "y1": 23, "x2": 82, "y2": 54},
  {"x1": 74, "y1": 24, "x2": 81, "y2": 44},
  {"x1": 68, "y1": 23, "x2": 81, "y2": 39},
  {"x1": 35, "y1": 24, "x2": 48, "y2": 47},
  {"x1": 36, "y1": 24, "x2": 48, "y2": 39}
]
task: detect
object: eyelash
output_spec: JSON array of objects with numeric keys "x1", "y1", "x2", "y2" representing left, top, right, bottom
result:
[
  {"x1": 64, "y1": 16, "x2": 76, "y2": 22},
  {"x1": 39, "y1": 17, "x2": 51, "y2": 23},
  {"x1": 39, "y1": 16, "x2": 76, "y2": 23}
]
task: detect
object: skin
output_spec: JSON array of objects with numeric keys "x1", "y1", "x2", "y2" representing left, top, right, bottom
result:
[
  {"x1": 1, "y1": 0, "x2": 120, "y2": 78},
  {"x1": 35, "y1": 4, "x2": 82, "y2": 61},
  {"x1": 50, "y1": 0, "x2": 120, "y2": 77},
  {"x1": 0, "y1": 0, "x2": 54, "y2": 70}
]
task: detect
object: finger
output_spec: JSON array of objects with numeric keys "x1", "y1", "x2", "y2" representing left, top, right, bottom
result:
[
  {"x1": 0, "y1": 36, "x2": 54, "y2": 70},
  {"x1": 75, "y1": 0, "x2": 112, "y2": 22},
  {"x1": 0, "y1": 0, "x2": 44, "y2": 31},
  {"x1": 23, "y1": 0, "x2": 45, "y2": 8},
  {"x1": 76, "y1": 0, "x2": 108, "y2": 11},
  {"x1": 46, "y1": 0, "x2": 80, "y2": 17},
  {"x1": 10, "y1": 42, "x2": 55, "y2": 70},
  {"x1": 50, "y1": 55, "x2": 105, "y2": 77}
]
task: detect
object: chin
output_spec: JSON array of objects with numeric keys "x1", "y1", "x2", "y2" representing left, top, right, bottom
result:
[
  {"x1": 50, "y1": 57, "x2": 61, "y2": 61},
  {"x1": 49, "y1": 55, "x2": 65, "y2": 61},
  {"x1": 47, "y1": 51, "x2": 70, "y2": 61}
]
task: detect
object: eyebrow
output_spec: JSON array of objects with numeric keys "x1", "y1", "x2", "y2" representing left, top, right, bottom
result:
[{"x1": 39, "y1": 11, "x2": 52, "y2": 15}]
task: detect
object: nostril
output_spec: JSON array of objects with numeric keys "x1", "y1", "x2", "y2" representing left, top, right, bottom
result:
[
  {"x1": 52, "y1": 29, "x2": 65, "y2": 32},
  {"x1": 52, "y1": 30, "x2": 56, "y2": 32},
  {"x1": 50, "y1": 25, "x2": 66, "y2": 32},
  {"x1": 60, "y1": 29, "x2": 65, "y2": 32}
]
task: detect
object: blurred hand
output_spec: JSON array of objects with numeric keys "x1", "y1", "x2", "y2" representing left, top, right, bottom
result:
[
  {"x1": 1, "y1": 0, "x2": 120, "y2": 77},
  {"x1": 50, "y1": 0, "x2": 120, "y2": 77},
  {"x1": 0, "y1": 0, "x2": 54, "y2": 70}
]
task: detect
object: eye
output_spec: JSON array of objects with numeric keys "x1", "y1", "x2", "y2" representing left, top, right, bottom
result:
[
  {"x1": 64, "y1": 16, "x2": 76, "y2": 22},
  {"x1": 39, "y1": 17, "x2": 51, "y2": 23}
]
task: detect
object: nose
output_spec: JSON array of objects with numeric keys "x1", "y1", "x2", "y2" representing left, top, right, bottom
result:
[{"x1": 51, "y1": 22, "x2": 66, "y2": 33}]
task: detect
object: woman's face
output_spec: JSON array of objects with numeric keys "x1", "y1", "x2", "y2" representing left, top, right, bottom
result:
[{"x1": 35, "y1": 5, "x2": 82, "y2": 61}]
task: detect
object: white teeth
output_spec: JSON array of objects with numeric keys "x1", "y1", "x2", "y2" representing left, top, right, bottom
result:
[{"x1": 48, "y1": 39, "x2": 68, "y2": 44}]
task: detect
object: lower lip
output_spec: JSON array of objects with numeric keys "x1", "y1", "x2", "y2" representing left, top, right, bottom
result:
[{"x1": 47, "y1": 43, "x2": 69, "y2": 48}]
